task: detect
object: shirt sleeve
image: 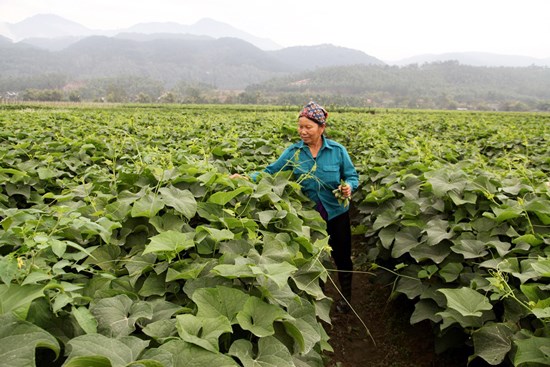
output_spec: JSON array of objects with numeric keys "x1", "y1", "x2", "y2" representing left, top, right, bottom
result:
[{"x1": 341, "y1": 147, "x2": 359, "y2": 191}]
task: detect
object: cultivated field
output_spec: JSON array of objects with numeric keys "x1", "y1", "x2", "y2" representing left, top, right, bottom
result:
[{"x1": 0, "y1": 104, "x2": 548, "y2": 366}]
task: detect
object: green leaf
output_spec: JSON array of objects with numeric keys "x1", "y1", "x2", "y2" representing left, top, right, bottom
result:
[
  {"x1": 391, "y1": 227, "x2": 422, "y2": 258},
  {"x1": 493, "y1": 206, "x2": 523, "y2": 223},
  {"x1": 410, "y1": 299, "x2": 442, "y2": 324},
  {"x1": 192, "y1": 286, "x2": 250, "y2": 324},
  {"x1": 409, "y1": 242, "x2": 451, "y2": 264},
  {"x1": 131, "y1": 191, "x2": 165, "y2": 218},
  {"x1": 139, "y1": 272, "x2": 167, "y2": 297},
  {"x1": 176, "y1": 314, "x2": 232, "y2": 353},
  {"x1": 236, "y1": 297, "x2": 292, "y2": 337},
  {"x1": 143, "y1": 230, "x2": 195, "y2": 255},
  {"x1": 451, "y1": 239, "x2": 488, "y2": 259},
  {"x1": 22, "y1": 271, "x2": 52, "y2": 285},
  {"x1": 229, "y1": 336, "x2": 294, "y2": 367},
  {"x1": 50, "y1": 239, "x2": 67, "y2": 257},
  {"x1": 160, "y1": 340, "x2": 238, "y2": 367},
  {"x1": 208, "y1": 186, "x2": 252, "y2": 206},
  {"x1": 283, "y1": 299, "x2": 322, "y2": 354},
  {"x1": 372, "y1": 209, "x2": 398, "y2": 230},
  {"x1": 90, "y1": 295, "x2": 153, "y2": 337},
  {"x1": 512, "y1": 234, "x2": 543, "y2": 247},
  {"x1": 438, "y1": 287, "x2": 493, "y2": 317},
  {"x1": 514, "y1": 334, "x2": 550, "y2": 366},
  {"x1": 259, "y1": 262, "x2": 298, "y2": 288},
  {"x1": 167, "y1": 259, "x2": 210, "y2": 281},
  {"x1": 425, "y1": 218, "x2": 454, "y2": 246},
  {"x1": 439, "y1": 262, "x2": 464, "y2": 282},
  {"x1": 425, "y1": 169, "x2": 466, "y2": 197},
  {"x1": 72, "y1": 306, "x2": 98, "y2": 334},
  {"x1": 196, "y1": 226, "x2": 235, "y2": 243},
  {"x1": 0, "y1": 284, "x2": 44, "y2": 316},
  {"x1": 0, "y1": 313, "x2": 60, "y2": 367},
  {"x1": 257, "y1": 210, "x2": 288, "y2": 228},
  {"x1": 63, "y1": 356, "x2": 112, "y2": 367},
  {"x1": 65, "y1": 334, "x2": 149, "y2": 367},
  {"x1": 471, "y1": 323, "x2": 515, "y2": 365},
  {"x1": 0, "y1": 256, "x2": 18, "y2": 285},
  {"x1": 159, "y1": 186, "x2": 197, "y2": 219}
]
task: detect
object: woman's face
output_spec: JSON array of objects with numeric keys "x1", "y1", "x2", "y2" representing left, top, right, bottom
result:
[{"x1": 298, "y1": 116, "x2": 325, "y2": 145}]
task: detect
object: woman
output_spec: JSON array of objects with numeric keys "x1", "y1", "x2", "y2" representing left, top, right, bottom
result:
[{"x1": 232, "y1": 101, "x2": 359, "y2": 313}]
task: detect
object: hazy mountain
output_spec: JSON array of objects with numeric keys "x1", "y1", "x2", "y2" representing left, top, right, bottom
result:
[
  {"x1": 269, "y1": 44, "x2": 385, "y2": 71},
  {"x1": 21, "y1": 36, "x2": 86, "y2": 51},
  {"x1": 1, "y1": 14, "x2": 280, "y2": 51},
  {"x1": 0, "y1": 29, "x2": 387, "y2": 89},
  {"x1": 2, "y1": 14, "x2": 547, "y2": 68},
  {"x1": 0, "y1": 34, "x2": 13, "y2": 45},
  {"x1": 114, "y1": 33, "x2": 213, "y2": 42},
  {"x1": 391, "y1": 52, "x2": 550, "y2": 67},
  {"x1": 127, "y1": 18, "x2": 281, "y2": 50},
  {"x1": 0, "y1": 35, "x2": 293, "y2": 89},
  {"x1": 7, "y1": 14, "x2": 95, "y2": 40}
]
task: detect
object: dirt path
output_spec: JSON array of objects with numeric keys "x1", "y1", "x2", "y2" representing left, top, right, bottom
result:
[{"x1": 323, "y1": 268, "x2": 470, "y2": 367}]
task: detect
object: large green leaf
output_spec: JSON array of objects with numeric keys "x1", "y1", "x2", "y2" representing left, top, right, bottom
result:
[
  {"x1": 236, "y1": 297, "x2": 292, "y2": 337},
  {"x1": 514, "y1": 334, "x2": 550, "y2": 366},
  {"x1": 471, "y1": 323, "x2": 515, "y2": 365},
  {"x1": 424, "y1": 218, "x2": 454, "y2": 246},
  {"x1": 160, "y1": 340, "x2": 238, "y2": 367},
  {"x1": 0, "y1": 284, "x2": 44, "y2": 317},
  {"x1": 192, "y1": 286, "x2": 250, "y2": 324},
  {"x1": 90, "y1": 294, "x2": 153, "y2": 337},
  {"x1": 410, "y1": 299, "x2": 442, "y2": 324},
  {"x1": 159, "y1": 186, "x2": 197, "y2": 219},
  {"x1": 0, "y1": 256, "x2": 19, "y2": 284},
  {"x1": 72, "y1": 306, "x2": 98, "y2": 334},
  {"x1": 425, "y1": 169, "x2": 466, "y2": 197},
  {"x1": 451, "y1": 239, "x2": 488, "y2": 259},
  {"x1": 229, "y1": 336, "x2": 294, "y2": 367},
  {"x1": 176, "y1": 314, "x2": 232, "y2": 353},
  {"x1": 143, "y1": 230, "x2": 195, "y2": 255},
  {"x1": 208, "y1": 186, "x2": 252, "y2": 206},
  {"x1": 0, "y1": 313, "x2": 60, "y2": 367},
  {"x1": 65, "y1": 334, "x2": 150, "y2": 367},
  {"x1": 196, "y1": 226, "x2": 235, "y2": 243},
  {"x1": 131, "y1": 191, "x2": 165, "y2": 218},
  {"x1": 283, "y1": 298, "x2": 322, "y2": 354},
  {"x1": 391, "y1": 227, "x2": 422, "y2": 258},
  {"x1": 438, "y1": 287, "x2": 493, "y2": 317}
]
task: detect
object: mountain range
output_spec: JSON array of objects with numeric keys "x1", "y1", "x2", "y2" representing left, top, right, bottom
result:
[{"x1": 1, "y1": 13, "x2": 550, "y2": 68}]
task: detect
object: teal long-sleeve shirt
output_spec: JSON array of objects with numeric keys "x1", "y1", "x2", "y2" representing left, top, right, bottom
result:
[{"x1": 252, "y1": 137, "x2": 359, "y2": 220}]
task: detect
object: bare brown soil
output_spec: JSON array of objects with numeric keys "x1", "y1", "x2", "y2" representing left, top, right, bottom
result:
[{"x1": 322, "y1": 239, "x2": 471, "y2": 367}]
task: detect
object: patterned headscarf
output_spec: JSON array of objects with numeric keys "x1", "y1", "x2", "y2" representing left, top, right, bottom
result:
[{"x1": 299, "y1": 101, "x2": 328, "y2": 125}]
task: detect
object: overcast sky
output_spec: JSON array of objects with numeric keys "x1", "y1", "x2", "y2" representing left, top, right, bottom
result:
[{"x1": 1, "y1": 0, "x2": 549, "y2": 61}]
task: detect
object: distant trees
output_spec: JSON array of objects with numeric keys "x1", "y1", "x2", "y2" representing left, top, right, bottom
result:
[
  {"x1": 3, "y1": 62, "x2": 550, "y2": 111},
  {"x1": 22, "y1": 89, "x2": 63, "y2": 101}
]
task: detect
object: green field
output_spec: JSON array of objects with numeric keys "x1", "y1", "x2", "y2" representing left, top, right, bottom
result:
[{"x1": 0, "y1": 104, "x2": 549, "y2": 366}]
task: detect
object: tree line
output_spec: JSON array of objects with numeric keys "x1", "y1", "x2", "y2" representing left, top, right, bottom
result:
[{"x1": 2, "y1": 61, "x2": 550, "y2": 111}]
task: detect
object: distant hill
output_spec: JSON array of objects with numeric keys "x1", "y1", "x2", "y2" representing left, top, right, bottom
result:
[
  {"x1": 0, "y1": 34, "x2": 384, "y2": 89},
  {"x1": 126, "y1": 18, "x2": 280, "y2": 50},
  {"x1": 269, "y1": 44, "x2": 384, "y2": 71},
  {"x1": 391, "y1": 52, "x2": 550, "y2": 67},
  {"x1": 246, "y1": 62, "x2": 550, "y2": 110},
  {"x1": 1, "y1": 14, "x2": 280, "y2": 51},
  {"x1": 8, "y1": 14, "x2": 95, "y2": 40}
]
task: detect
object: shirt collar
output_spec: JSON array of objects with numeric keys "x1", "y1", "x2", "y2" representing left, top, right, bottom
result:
[{"x1": 297, "y1": 136, "x2": 332, "y2": 151}]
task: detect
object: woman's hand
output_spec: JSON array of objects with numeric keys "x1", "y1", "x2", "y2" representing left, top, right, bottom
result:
[{"x1": 338, "y1": 182, "x2": 352, "y2": 198}]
